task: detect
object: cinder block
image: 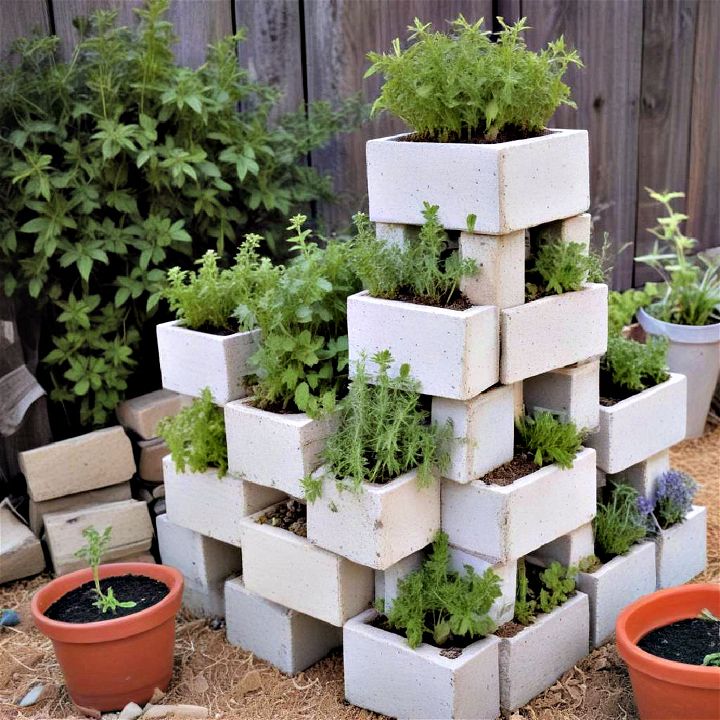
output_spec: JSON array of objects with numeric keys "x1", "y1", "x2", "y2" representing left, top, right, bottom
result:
[
  {"x1": 608, "y1": 450, "x2": 670, "y2": 500},
  {"x1": 459, "y1": 230, "x2": 525, "y2": 309},
  {"x1": 183, "y1": 583, "x2": 225, "y2": 618},
  {"x1": 513, "y1": 382, "x2": 524, "y2": 419},
  {"x1": 534, "y1": 213, "x2": 592, "y2": 253},
  {"x1": 138, "y1": 438, "x2": 169, "y2": 483},
  {"x1": 344, "y1": 609, "x2": 500, "y2": 720},
  {"x1": 225, "y1": 577, "x2": 342, "y2": 675},
  {"x1": 431, "y1": 385, "x2": 515, "y2": 484},
  {"x1": 19, "y1": 426, "x2": 135, "y2": 502},
  {"x1": 375, "y1": 222, "x2": 417, "y2": 250},
  {"x1": 531, "y1": 522, "x2": 595, "y2": 568},
  {"x1": 0, "y1": 502, "x2": 45, "y2": 583},
  {"x1": 116, "y1": 389, "x2": 191, "y2": 440},
  {"x1": 374, "y1": 550, "x2": 424, "y2": 613},
  {"x1": 596, "y1": 468, "x2": 606, "y2": 488},
  {"x1": 655, "y1": 506, "x2": 707, "y2": 589}
]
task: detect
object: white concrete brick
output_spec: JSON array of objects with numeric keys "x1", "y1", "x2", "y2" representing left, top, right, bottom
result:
[
  {"x1": 459, "y1": 230, "x2": 525, "y2": 309},
  {"x1": 224, "y1": 399, "x2": 338, "y2": 497},
  {"x1": 182, "y1": 583, "x2": 225, "y2": 618},
  {"x1": 344, "y1": 609, "x2": 500, "y2": 720},
  {"x1": 531, "y1": 522, "x2": 595, "y2": 568},
  {"x1": 655, "y1": 506, "x2": 707, "y2": 589},
  {"x1": 225, "y1": 577, "x2": 342, "y2": 675},
  {"x1": 348, "y1": 291, "x2": 499, "y2": 401},
  {"x1": 607, "y1": 450, "x2": 670, "y2": 501},
  {"x1": 374, "y1": 550, "x2": 425, "y2": 614},
  {"x1": 586, "y1": 374, "x2": 687, "y2": 473},
  {"x1": 137, "y1": 438, "x2": 169, "y2": 483},
  {"x1": 500, "y1": 284, "x2": 608, "y2": 384},
  {"x1": 577, "y1": 542, "x2": 656, "y2": 647},
  {"x1": 534, "y1": 213, "x2": 592, "y2": 253},
  {"x1": 240, "y1": 505, "x2": 374, "y2": 626},
  {"x1": 431, "y1": 385, "x2": 515, "y2": 484},
  {"x1": 596, "y1": 468, "x2": 607, "y2": 488},
  {"x1": 366, "y1": 129, "x2": 589, "y2": 234},
  {"x1": 306, "y1": 468, "x2": 440, "y2": 571},
  {"x1": 499, "y1": 593, "x2": 589, "y2": 711},
  {"x1": 441, "y1": 448, "x2": 597, "y2": 562},
  {"x1": 0, "y1": 502, "x2": 44, "y2": 584},
  {"x1": 156, "y1": 320, "x2": 259, "y2": 404},
  {"x1": 116, "y1": 389, "x2": 192, "y2": 440},
  {"x1": 375, "y1": 222, "x2": 418, "y2": 250},
  {"x1": 163, "y1": 456, "x2": 284, "y2": 547},
  {"x1": 513, "y1": 382, "x2": 524, "y2": 419}
]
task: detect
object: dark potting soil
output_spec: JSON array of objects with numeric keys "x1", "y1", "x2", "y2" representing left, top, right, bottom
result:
[
  {"x1": 399, "y1": 126, "x2": 549, "y2": 145},
  {"x1": 44, "y1": 575, "x2": 169, "y2": 624},
  {"x1": 369, "y1": 614, "x2": 476, "y2": 654},
  {"x1": 255, "y1": 499, "x2": 307, "y2": 537},
  {"x1": 598, "y1": 369, "x2": 668, "y2": 407},
  {"x1": 481, "y1": 450, "x2": 538, "y2": 487},
  {"x1": 392, "y1": 290, "x2": 473, "y2": 312},
  {"x1": 494, "y1": 621, "x2": 526, "y2": 639},
  {"x1": 189, "y1": 321, "x2": 240, "y2": 336},
  {"x1": 638, "y1": 618, "x2": 720, "y2": 666}
]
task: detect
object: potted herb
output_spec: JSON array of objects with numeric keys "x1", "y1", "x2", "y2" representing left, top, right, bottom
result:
[
  {"x1": 304, "y1": 351, "x2": 451, "y2": 570},
  {"x1": 31, "y1": 526, "x2": 183, "y2": 711},
  {"x1": 347, "y1": 204, "x2": 499, "y2": 400},
  {"x1": 576, "y1": 483, "x2": 655, "y2": 647},
  {"x1": 495, "y1": 559, "x2": 589, "y2": 711},
  {"x1": 344, "y1": 531, "x2": 503, "y2": 720},
  {"x1": 159, "y1": 388, "x2": 282, "y2": 546},
  {"x1": 224, "y1": 216, "x2": 357, "y2": 496},
  {"x1": 157, "y1": 238, "x2": 278, "y2": 403},
  {"x1": 364, "y1": 17, "x2": 587, "y2": 233},
  {"x1": 616, "y1": 584, "x2": 719, "y2": 720},
  {"x1": 442, "y1": 411, "x2": 596, "y2": 562},
  {"x1": 635, "y1": 189, "x2": 720, "y2": 438}
]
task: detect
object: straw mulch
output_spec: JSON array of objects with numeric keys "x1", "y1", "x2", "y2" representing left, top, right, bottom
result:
[{"x1": 1, "y1": 427, "x2": 717, "y2": 720}]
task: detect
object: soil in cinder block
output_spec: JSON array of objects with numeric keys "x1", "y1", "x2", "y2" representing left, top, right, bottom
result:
[
  {"x1": 400, "y1": 126, "x2": 549, "y2": 145},
  {"x1": 44, "y1": 575, "x2": 169, "y2": 623},
  {"x1": 369, "y1": 614, "x2": 479, "y2": 654},
  {"x1": 255, "y1": 499, "x2": 307, "y2": 537},
  {"x1": 481, "y1": 450, "x2": 538, "y2": 486},
  {"x1": 598, "y1": 369, "x2": 669, "y2": 407},
  {"x1": 637, "y1": 618, "x2": 720, "y2": 666},
  {"x1": 391, "y1": 290, "x2": 473, "y2": 311}
]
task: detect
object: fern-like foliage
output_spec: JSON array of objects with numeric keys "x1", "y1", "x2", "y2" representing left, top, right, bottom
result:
[
  {"x1": 514, "y1": 558, "x2": 578, "y2": 626},
  {"x1": 594, "y1": 483, "x2": 648, "y2": 560},
  {"x1": 526, "y1": 241, "x2": 603, "y2": 300},
  {"x1": 602, "y1": 335, "x2": 669, "y2": 393},
  {"x1": 515, "y1": 411, "x2": 584, "y2": 469}
]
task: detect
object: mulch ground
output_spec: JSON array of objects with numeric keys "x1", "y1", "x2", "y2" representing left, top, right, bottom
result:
[{"x1": 1, "y1": 426, "x2": 718, "y2": 720}]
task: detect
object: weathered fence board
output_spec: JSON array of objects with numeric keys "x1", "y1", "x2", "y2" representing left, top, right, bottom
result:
[{"x1": 0, "y1": 0, "x2": 50, "y2": 59}]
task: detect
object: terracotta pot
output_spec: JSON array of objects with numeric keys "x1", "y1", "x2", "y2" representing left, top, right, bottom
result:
[
  {"x1": 32, "y1": 562, "x2": 183, "y2": 711},
  {"x1": 616, "y1": 583, "x2": 720, "y2": 720}
]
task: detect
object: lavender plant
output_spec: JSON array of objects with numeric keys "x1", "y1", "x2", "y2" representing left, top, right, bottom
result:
[{"x1": 637, "y1": 470, "x2": 698, "y2": 530}]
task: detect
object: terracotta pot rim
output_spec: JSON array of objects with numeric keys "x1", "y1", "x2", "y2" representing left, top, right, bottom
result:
[
  {"x1": 616, "y1": 583, "x2": 720, "y2": 689},
  {"x1": 31, "y1": 562, "x2": 183, "y2": 644}
]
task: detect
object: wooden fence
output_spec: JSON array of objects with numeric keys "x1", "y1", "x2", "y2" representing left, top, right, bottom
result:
[{"x1": 0, "y1": 0, "x2": 717, "y2": 290}]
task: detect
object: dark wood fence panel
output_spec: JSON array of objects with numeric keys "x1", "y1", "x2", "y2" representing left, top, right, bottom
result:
[{"x1": 0, "y1": 0, "x2": 50, "y2": 59}]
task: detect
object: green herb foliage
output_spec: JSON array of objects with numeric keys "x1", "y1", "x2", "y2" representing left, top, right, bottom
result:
[
  {"x1": 157, "y1": 387, "x2": 227, "y2": 476},
  {"x1": 703, "y1": 653, "x2": 720, "y2": 667},
  {"x1": 385, "y1": 531, "x2": 500, "y2": 648},
  {"x1": 352, "y1": 203, "x2": 477, "y2": 307},
  {"x1": 0, "y1": 0, "x2": 362, "y2": 429},
  {"x1": 366, "y1": 16, "x2": 581, "y2": 142},
  {"x1": 514, "y1": 558, "x2": 577, "y2": 626},
  {"x1": 515, "y1": 411, "x2": 584, "y2": 469},
  {"x1": 526, "y1": 241, "x2": 603, "y2": 301},
  {"x1": 602, "y1": 335, "x2": 669, "y2": 393},
  {"x1": 594, "y1": 484, "x2": 648, "y2": 560},
  {"x1": 74, "y1": 526, "x2": 137, "y2": 613},
  {"x1": 607, "y1": 286, "x2": 660, "y2": 336}
]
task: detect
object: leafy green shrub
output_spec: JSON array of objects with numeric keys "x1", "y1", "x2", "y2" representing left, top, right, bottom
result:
[
  {"x1": 594, "y1": 484, "x2": 648, "y2": 560},
  {"x1": 607, "y1": 286, "x2": 660, "y2": 336},
  {"x1": 514, "y1": 558, "x2": 577, "y2": 626},
  {"x1": 382, "y1": 531, "x2": 500, "y2": 648},
  {"x1": 366, "y1": 16, "x2": 581, "y2": 142},
  {"x1": 515, "y1": 411, "x2": 585, "y2": 469},
  {"x1": 602, "y1": 335, "x2": 669, "y2": 393},
  {"x1": 525, "y1": 241, "x2": 604, "y2": 301},
  {"x1": 352, "y1": 203, "x2": 477, "y2": 306},
  {"x1": 0, "y1": 0, "x2": 362, "y2": 428},
  {"x1": 249, "y1": 216, "x2": 359, "y2": 418},
  {"x1": 157, "y1": 387, "x2": 227, "y2": 475}
]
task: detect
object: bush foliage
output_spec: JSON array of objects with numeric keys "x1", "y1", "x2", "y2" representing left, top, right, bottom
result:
[{"x1": 602, "y1": 335, "x2": 669, "y2": 393}]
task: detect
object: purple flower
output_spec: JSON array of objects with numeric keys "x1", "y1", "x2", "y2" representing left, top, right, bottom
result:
[
  {"x1": 653, "y1": 470, "x2": 698, "y2": 529},
  {"x1": 636, "y1": 495, "x2": 654, "y2": 516}
]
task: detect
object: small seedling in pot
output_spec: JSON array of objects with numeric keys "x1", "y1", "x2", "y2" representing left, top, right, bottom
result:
[{"x1": 74, "y1": 526, "x2": 136, "y2": 614}]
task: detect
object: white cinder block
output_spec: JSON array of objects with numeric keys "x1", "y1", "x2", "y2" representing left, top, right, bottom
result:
[
  {"x1": 116, "y1": 389, "x2": 192, "y2": 440},
  {"x1": 499, "y1": 593, "x2": 589, "y2": 711},
  {"x1": 608, "y1": 450, "x2": 670, "y2": 501},
  {"x1": 655, "y1": 506, "x2": 707, "y2": 589},
  {"x1": 375, "y1": 550, "x2": 425, "y2": 614},
  {"x1": 586, "y1": 374, "x2": 687, "y2": 474},
  {"x1": 523, "y1": 359, "x2": 600, "y2": 431},
  {"x1": 459, "y1": 230, "x2": 525, "y2": 309},
  {"x1": 306, "y1": 468, "x2": 440, "y2": 571},
  {"x1": 348, "y1": 291, "x2": 499, "y2": 400},
  {"x1": 240, "y1": 505, "x2": 374, "y2": 626},
  {"x1": 224, "y1": 399, "x2": 338, "y2": 497},
  {"x1": 366, "y1": 129, "x2": 589, "y2": 234},
  {"x1": 156, "y1": 320, "x2": 260, "y2": 404},
  {"x1": 345, "y1": 609, "x2": 500, "y2": 720},
  {"x1": 531, "y1": 522, "x2": 595, "y2": 568},
  {"x1": 183, "y1": 583, "x2": 226, "y2": 618},
  {"x1": 0, "y1": 503, "x2": 45, "y2": 584},
  {"x1": 225, "y1": 577, "x2": 342, "y2": 675},
  {"x1": 431, "y1": 385, "x2": 515, "y2": 484},
  {"x1": 375, "y1": 222, "x2": 418, "y2": 249},
  {"x1": 500, "y1": 284, "x2": 608, "y2": 384},
  {"x1": 442, "y1": 448, "x2": 597, "y2": 562},
  {"x1": 534, "y1": 213, "x2": 592, "y2": 253},
  {"x1": 577, "y1": 542, "x2": 656, "y2": 647},
  {"x1": 163, "y1": 456, "x2": 284, "y2": 546}
]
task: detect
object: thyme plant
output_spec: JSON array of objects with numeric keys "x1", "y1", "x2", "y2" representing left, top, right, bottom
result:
[
  {"x1": 515, "y1": 411, "x2": 585, "y2": 469},
  {"x1": 594, "y1": 484, "x2": 648, "y2": 560},
  {"x1": 602, "y1": 335, "x2": 669, "y2": 393}
]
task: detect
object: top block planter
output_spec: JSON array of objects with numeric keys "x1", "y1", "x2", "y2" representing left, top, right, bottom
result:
[
  {"x1": 366, "y1": 129, "x2": 589, "y2": 233},
  {"x1": 156, "y1": 320, "x2": 260, "y2": 404}
]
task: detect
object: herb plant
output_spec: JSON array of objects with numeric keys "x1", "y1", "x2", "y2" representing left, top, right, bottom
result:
[
  {"x1": 638, "y1": 470, "x2": 698, "y2": 530},
  {"x1": 594, "y1": 484, "x2": 648, "y2": 560},
  {"x1": 74, "y1": 526, "x2": 136, "y2": 613},
  {"x1": 157, "y1": 387, "x2": 227, "y2": 476},
  {"x1": 515, "y1": 411, "x2": 585, "y2": 469},
  {"x1": 514, "y1": 559, "x2": 577, "y2": 626},
  {"x1": 602, "y1": 335, "x2": 669, "y2": 393},
  {"x1": 607, "y1": 286, "x2": 660, "y2": 336},
  {"x1": 366, "y1": 16, "x2": 581, "y2": 142},
  {"x1": 703, "y1": 653, "x2": 720, "y2": 667},
  {"x1": 525, "y1": 241, "x2": 604, "y2": 301},
  {"x1": 383, "y1": 531, "x2": 500, "y2": 648},
  {"x1": 352, "y1": 203, "x2": 477, "y2": 307}
]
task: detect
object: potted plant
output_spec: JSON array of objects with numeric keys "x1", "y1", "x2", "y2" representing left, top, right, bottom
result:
[
  {"x1": 442, "y1": 411, "x2": 596, "y2": 562},
  {"x1": 157, "y1": 238, "x2": 278, "y2": 404},
  {"x1": 224, "y1": 216, "x2": 357, "y2": 496},
  {"x1": 616, "y1": 583, "x2": 719, "y2": 720},
  {"x1": 495, "y1": 558, "x2": 589, "y2": 711},
  {"x1": 364, "y1": 16, "x2": 587, "y2": 233},
  {"x1": 576, "y1": 483, "x2": 655, "y2": 647},
  {"x1": 344, "y1": 531, "x2": 503, "y2": 720},
  {"x1": 347, "y1": 204, "x2": 499, "y2": 400},
  {"x1": 634, "y1": 189, "x2": 720, "y2": 438},
  {"x1": 159, "y1": 388, "x2": 282, "y2": 546},
  {"x1": 304, "y1": 351, "x2": 451, "y2": 570},
  {"x1": 31, "y1": 526, "x2": 183, "y2": 711}
]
